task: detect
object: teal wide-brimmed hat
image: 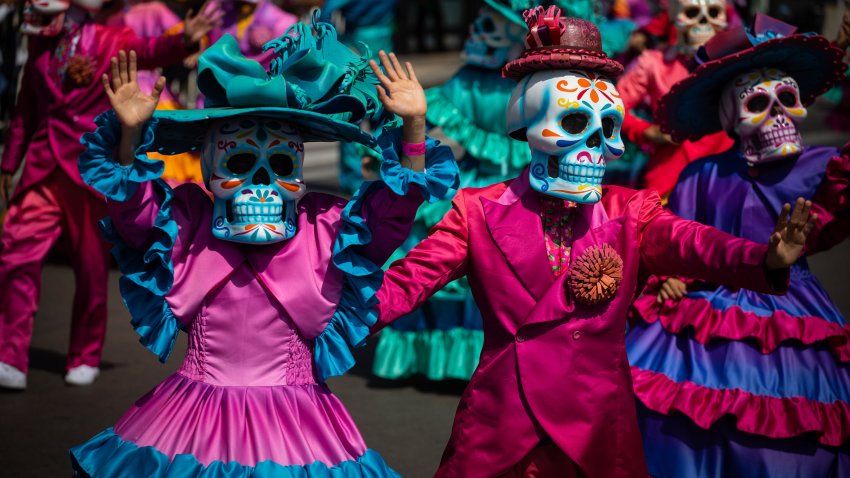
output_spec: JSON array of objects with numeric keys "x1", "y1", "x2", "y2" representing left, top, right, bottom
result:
[{"x1": 147, "y1": 11, "x2": 396, "y2": 156}]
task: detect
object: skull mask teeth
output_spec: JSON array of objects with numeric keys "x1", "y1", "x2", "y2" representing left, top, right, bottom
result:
[
  {"x1": 670, "y1": 0, "x2": 728, "y2": 51},
  {"x1": 507, "y1": 69, "x2": 625, "y2": 203},
  {"x1": 202, "y1": 117, "x2": 307, "y2": 244},
  {"x1": 720, "y1": 68, "x2": 807, "y2": 166}
]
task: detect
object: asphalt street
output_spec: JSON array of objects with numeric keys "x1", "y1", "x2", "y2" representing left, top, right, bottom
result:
[{"x1": 1, "y1": 52, "x2": 849, "y2": 477}]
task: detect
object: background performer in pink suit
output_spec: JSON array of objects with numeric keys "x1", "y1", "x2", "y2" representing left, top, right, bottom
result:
[
  {"x1": 0, "y1": 0, "x2": 222, "y2": 389},
  {"x1": 371, "y1": 7, "x2": 817, "y2": 477}
]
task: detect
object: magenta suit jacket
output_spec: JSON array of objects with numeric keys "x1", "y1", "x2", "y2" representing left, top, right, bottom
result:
[
  {"x1": 375, "y1": 171, "x2": 787, "y2": 478},
  {"x1": 0, "y1": 23, "x2": 191, "y2": 200}
]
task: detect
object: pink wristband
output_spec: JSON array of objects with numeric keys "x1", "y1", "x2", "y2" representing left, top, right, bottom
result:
[{"x1": 402, "y1": 140, "x2": 426, "y2": 157}]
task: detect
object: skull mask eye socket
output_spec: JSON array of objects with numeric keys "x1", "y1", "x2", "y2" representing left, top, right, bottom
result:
[
  {"x1": 707, "y1": 5, "x2": 722, "y2": 18},
  {"x1": 561, "y1": 113, "x2": 589, "y2": 135},
  {"x1": 226, "y1": 153, "x2": 257, "y2": 175},
  {"x1": 602, "y1": 117, "x2": 616, "y2": 138},
  {"x1": 269, "y1": 153, "x2": 295, "y2": 177},
  {"x1": 746, "y1": 94, "x2": 770, "y2": 113},
  {"x1": 777, "y1": 91, "x2": 797, "y2": 108},
  {"x1": 683, "y1": 6, "x2": 701, "y2": 18}
]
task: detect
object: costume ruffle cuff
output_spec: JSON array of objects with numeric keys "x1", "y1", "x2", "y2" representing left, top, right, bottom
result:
[
  {"x1": 70, "y1": 428, "x2": 400, "y2": 478},
  {"x1": 315, "y1": 130, "x2": 458, "y2": 382},
  {"x1": 79, "y1": 109, "x2": 164, "y2": 201},
  {"x1": 79, "y1": 109, "x2": 180, "y2": 362}
]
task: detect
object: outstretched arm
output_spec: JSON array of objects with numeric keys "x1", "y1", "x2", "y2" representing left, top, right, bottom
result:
[
  {"x1": 640, "y1": 195, "x2": 815, "y2": 293},
  {"x1": 373, "y1": 191, "x2": 470, "y2": 332}
]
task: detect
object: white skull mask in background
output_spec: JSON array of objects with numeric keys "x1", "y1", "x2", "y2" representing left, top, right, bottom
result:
[
  {"x1": 22, "y1": 0, "x2": 70, "y2": 36},
  {"x1": 670, "y1": 0, "x2": 727, "y2": 51},
  {"x1": 202, "y1": 117, "x2": 306, "y2": 244},
  {"x1": 462, "y1": 5, "x2": 526, "y2": 69},
  {"x1": 719, "y1": 68, "x2": 807, "y2": 165},
  {"x1": 507, "y1": 69, "x2": 625, "y2": 203}
]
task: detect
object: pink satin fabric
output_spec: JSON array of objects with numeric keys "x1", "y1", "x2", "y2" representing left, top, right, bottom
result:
[
  {"x1": 631, "y1": 367, "x2": 850, "y2": 447},
  {"x1": 0, "y1": 172, "x2": 109, "y2": 372},
  {"x1": 633, "y1": 293, "x2": 850, "y2": 360},
  {"x1": 113, "y1": 268, "x2": 368, "y2": 466},
  {"x1": 376, "y1": 171, "x2": 786, "y2": 478},
  {"x1": 105, "y1": 181, "x2": 420, "y2": 467}
]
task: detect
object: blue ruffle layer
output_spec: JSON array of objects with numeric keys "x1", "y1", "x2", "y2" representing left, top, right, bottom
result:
[
  {"x1": 80, "y1": 111, "x2": 180, "y2": 363},
  {"x1": 316, "y1": 130, "x2": 457, "y2": 381},
  {"x1": 627, "y1": 320, "x2": 850, "y2": 403},
  {"x1": 636, "y1": 402, "x2": 850, "y2": 478},
  {"x1": 81, "y1": 111, "x2": 458, "y2": 379},
  {"x1": 70, "y1": 428, "x2": 400, "y2": 478},
  {"x1": 687, "y1": 263, "x2": 846, "y2": 324}
]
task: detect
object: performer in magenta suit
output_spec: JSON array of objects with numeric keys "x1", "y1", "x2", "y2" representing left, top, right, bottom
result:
[
  {"x1": 69, "y1": 13, "x2": 457, "y2": 476},
  {"x1": 0, "y1": 0, "x2": 222, "y2": 389},
  {"x1": 371, "y1": 7, "x2": 817, "y2": 477},
  {"x1": 628, "y1": 15, "x2": 850, "y2": 477}
]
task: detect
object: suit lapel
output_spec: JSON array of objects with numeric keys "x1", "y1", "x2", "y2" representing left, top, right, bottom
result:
[{"x1": 481, "y1": 171, "x2": 553, "y2": 301}]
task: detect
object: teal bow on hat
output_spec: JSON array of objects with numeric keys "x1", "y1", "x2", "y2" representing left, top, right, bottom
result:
[{"x1": 148, "y1": 10, "x2": 396, "y2": 156}]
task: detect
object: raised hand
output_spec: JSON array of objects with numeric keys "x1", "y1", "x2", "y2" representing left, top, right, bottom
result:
[
  {"x1": 369, "y1": 50, "x2": 427, "y2": 120},
  {"x1": 102, "y1": 50, "x2": 164, "y2": 130},
  {"x1": 184, "y1": 0, "x2": 224, "y2": 47},
  {"x1": 766, "y1": 197, "x2": 817, "y2": 270}
]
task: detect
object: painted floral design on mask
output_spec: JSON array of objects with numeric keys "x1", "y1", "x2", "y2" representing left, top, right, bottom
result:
[
  {"x1": 507, "y1": 69, "x2": 625, "y2": 203},
  {"x1": 719, "y1": 67, "x2": 807, "y2": 165},
  {"x1": 201, "y1": 117, "x2": 306, "y2": 244}
]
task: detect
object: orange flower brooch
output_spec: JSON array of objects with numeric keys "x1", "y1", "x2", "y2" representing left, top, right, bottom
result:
[
  {"x1": 66, "y1": 55, "x2": 95, "y2": 88},
  {"x1": 568, "y1": 243, "x2": 623, "y2": 305}
]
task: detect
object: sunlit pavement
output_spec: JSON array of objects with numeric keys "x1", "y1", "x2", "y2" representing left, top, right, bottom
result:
[{"x1": 0, "y1": 53, "x2": 848, "y2": 477}]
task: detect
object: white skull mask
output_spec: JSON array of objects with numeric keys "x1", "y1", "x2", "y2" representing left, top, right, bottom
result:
[
  {"x1": 670, "y1": 0, "x2": 727, "y2": 51},
  {"x1": 201, "y1": 117, "x2": 306, "y2": 244},
  {"x1": 507, "y1": 69, "x2": 625, "y2": 203},
  {"x1": 462, "y1": 5, "x2": 526, "y2": 69},
  {"x1": 719, "y1": 68, "x2": 807, "y2": 165},
  {"x1": 22, "y1": 0, "x2": 69, "y2": 36}
]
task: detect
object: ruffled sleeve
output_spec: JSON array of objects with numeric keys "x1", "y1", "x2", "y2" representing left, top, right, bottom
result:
[
  {"x1": 79, "y1": 109, "x2": 181, "y2": 362},
  {"x1": 312, "y1": 129, "x2": 459, "y2": 382},
  {"x1": 79, "y1": 109, "x2": 164, "y2": 201}
]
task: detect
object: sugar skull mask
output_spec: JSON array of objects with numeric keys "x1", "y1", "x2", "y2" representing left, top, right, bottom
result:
[
  {"x1": 507, "y1": 69, "x2": 625, "y2": 203},
  {"x1": 463, "y1": 5, "x2": 526, "y2": 69},
  {"x1": 719, "y1": 68, "x2": 807, "y2": 165},
  {"x1": 670, "y1": 0, "x2": 727, "y2": 51},
  {"x1": 201, "y1": 117, "x2": 306, "y2": 244},
  {"x1": 22, "y1": 0, "x2": 69, "y2": 36}
]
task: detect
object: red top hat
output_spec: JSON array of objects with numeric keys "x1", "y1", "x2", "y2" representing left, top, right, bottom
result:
[{"x1": 502, "y1": 5, "x2": 623, "y2": 81}]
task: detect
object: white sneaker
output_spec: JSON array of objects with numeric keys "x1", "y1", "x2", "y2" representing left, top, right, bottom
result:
[
  {"x1": 0, "y1": 362, "x2": 26, "y2": 390},
  {"x1": 65, "y1": 365, "x2": 100, "y2": 386}
]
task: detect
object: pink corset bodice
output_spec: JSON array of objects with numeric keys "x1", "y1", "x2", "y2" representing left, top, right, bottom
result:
[{"x1": 178, "y1": 264, "x2": 316, "y2": 387}]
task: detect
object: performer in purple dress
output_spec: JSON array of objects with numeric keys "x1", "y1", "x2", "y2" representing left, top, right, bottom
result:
[{"x1": 628, "y1": 14, "x2": 850, "y2": 477}]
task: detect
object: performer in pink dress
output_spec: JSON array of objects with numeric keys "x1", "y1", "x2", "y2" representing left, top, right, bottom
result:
[
  {"x1": 371, "y1": 7, "x2": 816, "y2": 477},
  {"x1": 616, "y1": 0, "x2": 734, "y2": 197},
  {"x1": 69, "y1": 13, "x2": 457, "y2": 477},
  {"x1": 0, "y1": 0, "x2": 222, "y2": 389}
]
